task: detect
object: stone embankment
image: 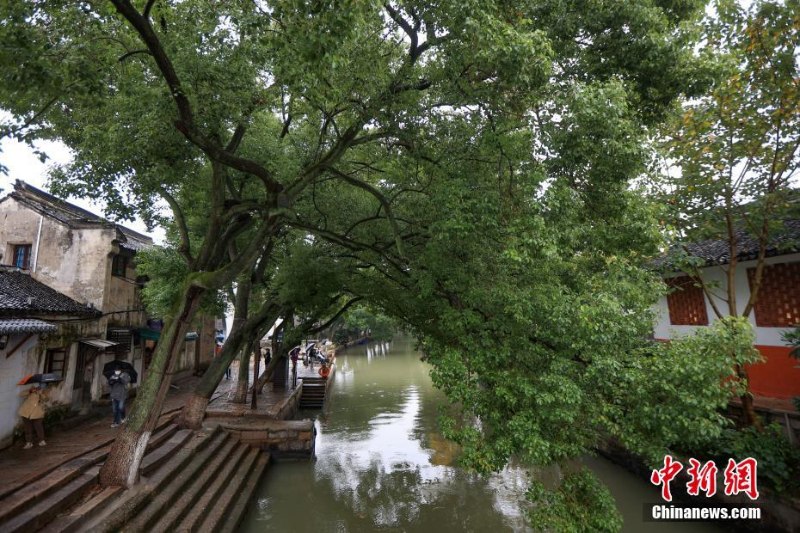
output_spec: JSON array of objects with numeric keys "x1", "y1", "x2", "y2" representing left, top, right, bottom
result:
[
  {"x1": 0, "y1": 359, "x2": 335, "y2": 532},
  {"x1": 221, "y1": 419, "x2": 316, "y2": 458}
]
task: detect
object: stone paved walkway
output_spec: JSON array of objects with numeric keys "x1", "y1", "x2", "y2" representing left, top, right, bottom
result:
[
  {"x1": 203, "y1": 355, "x2": 330, "y2": 417},
  {"x1": 0, "y1": 353, "x2": 334, "y2": 500},
  {"x1": 0, "y1": 376, "x2": 212, "y2": 499}
]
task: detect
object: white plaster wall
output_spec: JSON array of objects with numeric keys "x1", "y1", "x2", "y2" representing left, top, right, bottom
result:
[
  {"x1": 0, "y1": 197, "x2": 114, "y2": 309},
  {"x1": 654, "y1": 253, "x2": 800, "y2": 346},
  {"x1": 0, "y1": 335, "x2": 41, "y2": 448},
  {"x1": 38, "y1": 342, "x2": 81, "y2": 407}
]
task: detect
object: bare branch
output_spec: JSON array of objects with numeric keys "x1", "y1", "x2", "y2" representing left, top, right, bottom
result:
[
  {"x1": 225, "y1": 124, "x2": 247, "y2": 153},
  {"x1": 280, "y1": 113, "x2": 292, "y2": 139},
  {"x1": 1, "y1": 93, "x2": 64, "y2": 140},
  {"x1": 679, "y1": 245, "x2": 725, "y2": 320}
]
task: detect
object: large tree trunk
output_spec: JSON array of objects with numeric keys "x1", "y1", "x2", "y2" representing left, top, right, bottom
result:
[
  {"x1": 735, "y1": 364, "x2": 763, "y2": 430},
  {"x1": 177, "y1": 305, "x2": 282, "y2": 428},
  {"x1": 233, "y1": 346, "x2": 252, "y2": 404},
  {"x1": 175, "y1": 393, "x2": 210, "y2": 430},
  {"x1": 100, "y1": 285, "x2": 204, "y2": 487}
]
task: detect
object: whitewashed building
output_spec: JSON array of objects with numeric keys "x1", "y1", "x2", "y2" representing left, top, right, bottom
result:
[
  {"x1": 654, "y1": 221, "x2": 800, "y2": 399},
  {"x1": 0, "y1": 181, "x2": 216, "y2": 448}
]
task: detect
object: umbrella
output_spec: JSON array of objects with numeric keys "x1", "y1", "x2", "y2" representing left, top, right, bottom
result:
[
  {"x1": 18, "y1": 373, "x2": 62, "y2": 385},
  {"x1": 102, "y1": 360, "x2": 138, "y2": 384}
]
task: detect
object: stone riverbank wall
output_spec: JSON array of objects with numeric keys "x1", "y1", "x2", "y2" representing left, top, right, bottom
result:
[{"x1": 223, "y1": 420, "x2": 316, "y2": 458}]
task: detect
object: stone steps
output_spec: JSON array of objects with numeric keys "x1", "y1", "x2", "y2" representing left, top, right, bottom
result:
[
  {"x1": 73, "y1": 426, "x2": 270, "y2": 533},
  {"x1": 148, "y1": 432, "x2": 246, "y2": 531},
  {"x1": 0, "y1": 420, "x2": 180, "y2": 532},
  {"x1": 1, "y1": 422, "x2": 272, "y2": 532},
  {"x1": 74, "y1": 428, "x2": 223, "y2": 533},
  {"x1": 0, "y1": 448, "x2": 108, "y2": 527},
  {"x1": 122, "y1": 429, "x2": 233, "y2": 531},
  {"x1": 40, "y1": 427, "x2": 194, "y2": 533},
  {"x1": 216, "y1": 452, "x2": 269, "y2": 533},
  {"x1": 165, "y1": 438, "x2": 251, "y2": 531},
  {"x1": 195, "y1": 448, "x2": 267, "y2": 533},
  {"x1": 299, "y1": 378, "x2": 327, "y2": 408},
  {"x1": 139, "y1": 426, "x2": 193, "y2": 476},
  {"x1": 39, "y1": 486, "x2": 123, "y2": 533},
  {"x1": 0, "y1": 467, "x2": 101, "y2": 533}
]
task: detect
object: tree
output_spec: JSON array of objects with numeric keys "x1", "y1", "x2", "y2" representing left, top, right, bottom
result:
[
  {"x1": 1, "y1": 1, "x2": 736, "y2": 528},
  {"x1": 659, "y1": 0, "x2": 800, "y2": 427}
]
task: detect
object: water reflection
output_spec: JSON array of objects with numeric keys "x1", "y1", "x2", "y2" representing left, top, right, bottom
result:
[
  {"x1": 241, "y1": 338, "x2": 531, "y2": 532},
  {"x1": 240, "y1": 338, "x2": 717, "y2": 533}
]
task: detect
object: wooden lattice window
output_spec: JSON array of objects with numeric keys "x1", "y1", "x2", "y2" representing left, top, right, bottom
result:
[
  {"x1": 45, "y1": 348, "x2": 67, "y2": 375},
  {"x1": 748, "y1": 262, "x2": 800, "y2": 327},
  {"x1": 666, "y1": 276, "x2": 709, "y2": 326}
]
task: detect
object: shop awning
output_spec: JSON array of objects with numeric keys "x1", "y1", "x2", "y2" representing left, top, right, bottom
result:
[
  {"x1": 0, "y1": 319, "x2": 57, "y2": 335},
  {"x1": 79, "y1": 338, "x2": 119, "y2": 350}
]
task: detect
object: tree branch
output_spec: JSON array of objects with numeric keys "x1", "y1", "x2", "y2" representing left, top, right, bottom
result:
[
  {"x1": 109, "y1": 0, "x2": 284, "y2": 195},
  {"x1": 143, "y1": 0, "x2": 157, "y2": 20},
  {"x1": 157, "y1": 186, "x2": 193, "y2": 264},
  {"x1": 118, "y1": 49, "x2": 152, "y2": 62},
  {"x1": 308, "y1": 297, "x2": 364, "y2": 334},
  {"x1": 329, "y1": 166, "x2": 406, "y2": 257}
]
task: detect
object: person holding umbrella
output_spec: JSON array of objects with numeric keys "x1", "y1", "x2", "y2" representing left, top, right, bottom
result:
[
  {"x1": 18, "y1": 384, "x2": 48, "y2": 448},
  {"x1": 107, "y1": 369, "x2": 130, "y2": 428}
]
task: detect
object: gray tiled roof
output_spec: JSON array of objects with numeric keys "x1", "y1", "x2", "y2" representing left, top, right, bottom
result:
[
  {"x1": 8, "y1": 180, "x2": 153, "y2": 252},
  {"x1": 657, "y1": 219, "x2": 800, "y2": 269},
  {"x1": 0, "y1": 318, "x2": 58, "y2": 335},
  {"x1": 0, "y1": 268, "x2": 101, "y2": 317}
]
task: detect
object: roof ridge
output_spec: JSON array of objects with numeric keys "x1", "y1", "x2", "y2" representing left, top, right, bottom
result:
[{"x1": 12, "y1": 180, "x2": 153, "y2": 245}]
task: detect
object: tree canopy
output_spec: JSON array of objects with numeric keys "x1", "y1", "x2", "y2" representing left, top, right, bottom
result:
[{"x1": 0, "y1": 0, "x2": 756, "y2": 529}]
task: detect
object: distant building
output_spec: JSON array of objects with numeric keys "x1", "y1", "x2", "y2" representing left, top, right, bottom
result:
[
  {"x1": 0, "y1": 181, "x2": 216, "y2": 447},
  {"x1": 654, "y1": 220, "x2": 800, "y2": 399}
]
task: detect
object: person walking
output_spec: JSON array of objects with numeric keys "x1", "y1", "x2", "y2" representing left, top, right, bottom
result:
[
  {"x1": 18, "y1": 384, "x2": 47, "y2": 448},
  {"x1": 216, "y1": 342, "x2": 231, "y2": 379},
  {"x1": 107, "y1": 369, "x2": 130, "y2": 428},
  {"x1": 289, "y1": 346, "x2": 300, "y2": 388}
]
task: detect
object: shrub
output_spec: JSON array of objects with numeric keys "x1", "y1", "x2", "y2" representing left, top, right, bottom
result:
[{"x1": 709, "y1": 423, "x2": 800, "y2": 495}]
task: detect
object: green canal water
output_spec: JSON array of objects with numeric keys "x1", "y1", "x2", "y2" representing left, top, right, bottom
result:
[{"x1": 240, "y1": 338, "x2": 719, "y2": 532}]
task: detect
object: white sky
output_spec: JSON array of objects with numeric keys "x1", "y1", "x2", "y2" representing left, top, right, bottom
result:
[{"x1": 0, "y1": 137, "x2": 164, "y2": 243}]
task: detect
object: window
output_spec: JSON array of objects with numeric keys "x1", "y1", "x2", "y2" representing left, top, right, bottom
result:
[
  {"x1": 666, "y1": 276, "x2": 709, "y2": 326},
  {"x1": 45, "y1": 348, "x2": 67, "y2": 376},
  {"x1": 111, "y1": 254, "x2": 128, "y2": 277},
  {"x1": 107, "y1": 327, "x2": 132, "y2": 355},
  {"x1": 13, "y1": 244, "x2": 32, "y2": 270},
  {"x1": 749, "y1": 262, "x2": 800, "y2": 327}
]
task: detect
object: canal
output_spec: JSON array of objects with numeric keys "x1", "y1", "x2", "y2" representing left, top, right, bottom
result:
[{"x1": 241, "y1": 338, "x2": 719, "y2": 532}]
